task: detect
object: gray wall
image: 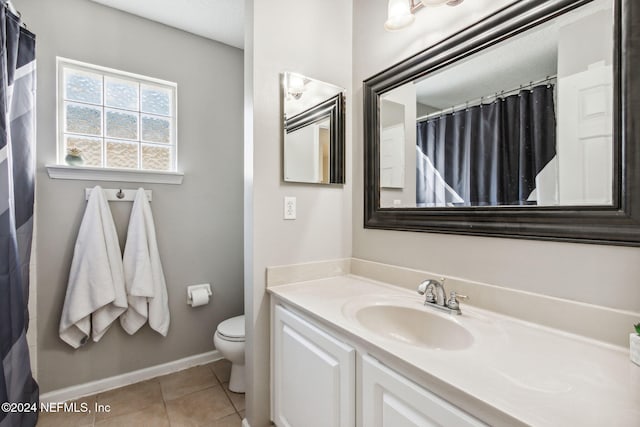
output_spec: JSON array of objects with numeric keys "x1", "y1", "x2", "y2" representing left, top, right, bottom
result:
[
  {"x1": 245, "y1": 0, "x2": 353, "y2": 425},
  {"x1": 558, "y1": 9, "x2": 613, "y2": 78},
  {"x1": 352, "y1": 0, "x2": 640, "y2": 314},
  {"x1": 15, "y1": 0, "x2": 244, "y2": 392}
]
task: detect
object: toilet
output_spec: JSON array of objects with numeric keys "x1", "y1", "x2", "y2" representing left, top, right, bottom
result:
[{"x1": 214, "y1": 315, "x2": 245, "y2": 393}]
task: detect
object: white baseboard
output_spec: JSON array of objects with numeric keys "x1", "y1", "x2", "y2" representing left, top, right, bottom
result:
[
  {"x1": 242, "y1": 419, "x2": 251, "y2": 427},
  {"x1": 40, "y1": 350, "x2": 222, "y2": 403}
]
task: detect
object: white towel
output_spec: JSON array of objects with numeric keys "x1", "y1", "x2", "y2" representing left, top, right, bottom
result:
[
  {"x1": 59, "y1": 186, "x2": 127, "y2": 348},
  {"x1": 120, "y1": 188, "x2": 170, "y2": 336}
]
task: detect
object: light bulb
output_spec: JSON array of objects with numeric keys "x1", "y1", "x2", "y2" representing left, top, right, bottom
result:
[
  {"x1": 287, "y1": 74, "x2": 305, "y2": 100},
  {"x1": 384, "y1": 0, "x2": 415, "y2": 31}
]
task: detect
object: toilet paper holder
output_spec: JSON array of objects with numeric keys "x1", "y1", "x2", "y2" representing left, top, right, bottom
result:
[{"x1": 187, "y1": 283, "x2": 212, "y2": 305}]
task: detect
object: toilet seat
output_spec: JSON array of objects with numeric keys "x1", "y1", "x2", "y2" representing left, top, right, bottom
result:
[{"x1": 217, "y1": 315, "x2": 245, "y2": 342}]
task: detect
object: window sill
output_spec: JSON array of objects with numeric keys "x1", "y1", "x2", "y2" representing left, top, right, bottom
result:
[{"x1": 46, "y1": 164, "x2": 184, "y2": 185}]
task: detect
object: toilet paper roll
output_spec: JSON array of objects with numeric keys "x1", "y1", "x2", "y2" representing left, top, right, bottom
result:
[{"x1": 190, "y1": 288, "x2": 210, "y2": 307}]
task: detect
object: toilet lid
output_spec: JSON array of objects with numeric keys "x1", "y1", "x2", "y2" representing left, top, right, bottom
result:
[{"x1": 217, "y1": 315, "x2": 245, "y2": 339}]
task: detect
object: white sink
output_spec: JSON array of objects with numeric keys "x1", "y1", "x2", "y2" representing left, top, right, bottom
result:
[{"x1": 344, "y1": 298, "x2": 474, "y2": 351}]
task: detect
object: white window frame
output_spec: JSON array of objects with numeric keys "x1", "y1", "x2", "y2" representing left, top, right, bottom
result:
[{"x1": 52, "y1": 57, "x2": 182, "y2": 183}]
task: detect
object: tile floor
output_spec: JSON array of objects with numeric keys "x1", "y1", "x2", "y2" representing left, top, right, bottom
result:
[{"x1": 37, "y1": 359, "x2": 245, "y2": 427}]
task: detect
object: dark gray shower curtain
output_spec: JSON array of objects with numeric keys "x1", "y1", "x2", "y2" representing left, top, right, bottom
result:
[
  {"x1": 416, "y1": 85, "x2": 556, "y2": 207},
  {"x1": 0, "y1": 3, "x2": 38, "y2": 427}
]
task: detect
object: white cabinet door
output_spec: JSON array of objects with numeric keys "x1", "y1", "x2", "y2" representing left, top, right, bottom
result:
[
  {"x1": 272, "y1": 305, "x2": 355, "y2": 427},
  {"x1": 362, "y1": 355, "x2": 486, "y2": 427}
]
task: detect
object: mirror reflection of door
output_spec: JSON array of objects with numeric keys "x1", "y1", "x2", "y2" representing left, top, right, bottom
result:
[
  {"x1": 557, "y1": 8, "x2": 613, "y2": 205},
  {"x1": 284, "y1": 117, "x2": 331, "y2": 184},
  {"x1": 319, "y1": 121, "x2": 330, "y2": 184},
  {"x1": 380, "y1": 100, "x2": 405, "y2": 189},
  {"x1": 379, "y1": 87, "x2": 416, "y2": 208},
  {"x1": 381, "y1": 124, "x2": 405, "y2": 188}
]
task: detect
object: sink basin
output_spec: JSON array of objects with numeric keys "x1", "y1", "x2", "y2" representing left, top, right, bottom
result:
[{"x1": 351, "y1": 304, "x2": 474, "y2": 351}]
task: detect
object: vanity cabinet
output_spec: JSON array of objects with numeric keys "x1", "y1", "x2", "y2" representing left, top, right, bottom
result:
[
  {"x1": 272, "y1": 304, "x2": 356, "y2": 427},
  {"x1": 362, "y1": 354, "x2": 486, "y2": 427},
  {"x1": 272, "y1": 303, "x2": 484, "y2": 427}
]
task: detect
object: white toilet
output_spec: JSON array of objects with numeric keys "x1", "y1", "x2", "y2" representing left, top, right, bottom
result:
[{"x1": 213, "y1": 315, "x2": 245, "y2": 393}]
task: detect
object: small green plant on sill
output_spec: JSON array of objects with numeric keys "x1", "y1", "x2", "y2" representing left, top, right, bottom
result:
[{"x1": 635, "y1": 323, "x2": 640, "y2": 335}]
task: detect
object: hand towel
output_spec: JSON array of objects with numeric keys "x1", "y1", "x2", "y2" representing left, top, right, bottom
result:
[
  {"x1": 120, "y1": 188, "x2": 170, "y2": 336},
  {"x1": 59, "y1": 186, "x2": 127, "y2": 348}
]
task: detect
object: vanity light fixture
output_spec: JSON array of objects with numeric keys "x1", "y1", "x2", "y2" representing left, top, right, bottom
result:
[
  {"x1": 385, "y1": 0, "x2": 464, "y2": 31},
  {"x1": 286, "y1": 73, "x2": 306, "y2": 100}
]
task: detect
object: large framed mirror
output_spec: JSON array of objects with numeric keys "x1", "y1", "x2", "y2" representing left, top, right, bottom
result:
[
  {"x1": 282, "y1": 72, "x2": 345, "y2": 184},
  {"x1": 364, "y1": 0, "x2": 640, "y2": 245}
]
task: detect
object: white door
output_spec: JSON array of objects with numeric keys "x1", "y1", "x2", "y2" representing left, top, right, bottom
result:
[
  {"x1": 272, "y1": 305, "x2": 355, "y2": 427},
  {"x1": 557, "y1": 61, "x2": 613, "y2": 205},
  {"x1": 361, "y1": 355, "x2": 486, "y2": 427},
  {"x1": 380, "y1": 124, "x2": 406, "y2": 189},
  {"x1": 284, "y1": 123, "x2": 321, "y2": 183}
]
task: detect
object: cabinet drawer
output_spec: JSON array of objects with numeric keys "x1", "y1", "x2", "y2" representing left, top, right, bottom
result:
[{"x1": 362, "y1": 354, "x2": 486, "y2": 427}]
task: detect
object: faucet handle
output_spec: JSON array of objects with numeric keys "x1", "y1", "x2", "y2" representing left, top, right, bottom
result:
[
  {"x1": 417, "y1": 280, "x2": 437, "y2": 303},
  {"x1": 424, "y1": 290, "x2": 436, "y2": 303},
  {"x1": 446, "y1": 291, "x2": 468, "y2": 310}
]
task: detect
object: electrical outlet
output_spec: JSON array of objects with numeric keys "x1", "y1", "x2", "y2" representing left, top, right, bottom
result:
[{"x1": 284, "y1": 196, "x2": 296, "y2": 220}]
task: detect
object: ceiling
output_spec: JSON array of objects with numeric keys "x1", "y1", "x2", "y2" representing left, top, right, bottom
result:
[
  {"x1": 89, "y1": 0, "x2": 244, "y2": 49},
  {"x1": 412, "y1": 0, "x2": 611, "y2": 111}
]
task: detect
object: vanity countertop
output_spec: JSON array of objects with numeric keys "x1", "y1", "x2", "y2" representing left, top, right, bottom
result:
[{"x1": 268, "y1": 274, "x2": 640, "y2": 427}]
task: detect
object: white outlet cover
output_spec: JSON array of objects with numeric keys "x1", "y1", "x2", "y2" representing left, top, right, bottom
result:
[{"x1": 284, "y1": 196, "x2": 296, "y2": 220}]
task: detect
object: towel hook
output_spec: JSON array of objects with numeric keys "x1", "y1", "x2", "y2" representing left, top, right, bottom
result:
[{"x1": 116, "y1": 189, "x2": 125, "y2": 199}]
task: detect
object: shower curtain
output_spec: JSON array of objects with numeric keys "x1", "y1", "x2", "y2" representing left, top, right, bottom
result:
[
  {"x1": 0, "y1": 3, "x2": 38, "y2": 427},
  {"x1": 416, "y1": 84, "x2": 557, "y2": 207}
]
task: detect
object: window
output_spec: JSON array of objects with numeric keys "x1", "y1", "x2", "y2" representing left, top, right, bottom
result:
[{"x1": 57, "y1": 58, "x2": 177, "y2": 172}]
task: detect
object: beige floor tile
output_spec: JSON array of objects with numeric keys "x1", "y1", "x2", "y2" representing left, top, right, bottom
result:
[
  {"x1": 222, "y1": 382, "x2": 245, "y2": 412},
  {"x1": 95, "y1": 379, "x2": 163, "y2": 421},
  {"x1": 94, "y1": 402, "x2": 169, "y2": 427},
  {"x1": 208, "y1": 359, "x2": 231, "y2": 384},
  {"x1": 211, "y1": 412, "x2": 242, "y2": 427},
  {"x1": 165, "y1": 386, "x2": 235, "y2": 427},
  {"x1": 37, "y1": 395, "x2": 96, "y2": 427},
  {"x1": 159, "y1": 366, "x2": 217, "y2": 402},
  {"x1": 238, "y1": 410, "x2": 246, "y2": 419}
]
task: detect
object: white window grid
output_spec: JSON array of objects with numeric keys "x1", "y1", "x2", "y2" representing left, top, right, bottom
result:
[{"x1": 56, "y1": 57, "x2": 178, "y2": 172}]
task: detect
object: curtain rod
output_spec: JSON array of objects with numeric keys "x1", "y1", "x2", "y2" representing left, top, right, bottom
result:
[
  {"x1": 416, "y1": 74, "x2": 557, "y2": 123},
  {"x1": 3, "y1": 0, "x2": 28, "y2": 29},
  {"x1": 3, "y1": 0, "x2": 17, "y2": 14}
]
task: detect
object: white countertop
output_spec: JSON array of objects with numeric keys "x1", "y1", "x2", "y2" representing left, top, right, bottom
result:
[{"x1": 268, "y1": 275, "x2": 640, "y2": 427}]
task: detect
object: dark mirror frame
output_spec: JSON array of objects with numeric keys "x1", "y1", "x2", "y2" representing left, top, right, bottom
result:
[
  {"x1": 364, "y1": 0, "x2": 640, "y2": 246},
  {"x1": 285, "y1": 93, "x2": 346, "y2": 184}
]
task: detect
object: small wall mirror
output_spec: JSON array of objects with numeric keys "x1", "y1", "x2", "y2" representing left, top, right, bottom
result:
[
  {"x1": 282, "y1": 72, "x2": 345, "y2": 184},
  {"x1": 364, "y1": 0, "x2": 640, "y2": 245}
]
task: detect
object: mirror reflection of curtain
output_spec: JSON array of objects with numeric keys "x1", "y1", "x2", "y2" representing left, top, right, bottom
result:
[{"x1": 416, "y1": 85, "x2": 557, "y2": 207}]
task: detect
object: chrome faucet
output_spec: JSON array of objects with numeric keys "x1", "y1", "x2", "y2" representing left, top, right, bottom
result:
[
  {"x1": 417, "y1": 278, "x2": 446, "y2": 305},
  {"x1": 417, "y1": 278, "x2": 468, "y2": 315}
]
